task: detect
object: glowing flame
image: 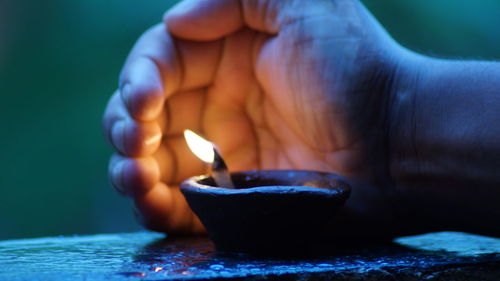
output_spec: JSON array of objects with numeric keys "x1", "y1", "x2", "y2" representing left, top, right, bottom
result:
[{"x1": 184, "y1": 129, "x2": 215, "y2": 164}]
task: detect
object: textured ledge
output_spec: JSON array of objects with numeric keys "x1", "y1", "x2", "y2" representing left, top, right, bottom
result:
[{"x1": 0, "y1": 231, "x2": 499, "y2": 280}]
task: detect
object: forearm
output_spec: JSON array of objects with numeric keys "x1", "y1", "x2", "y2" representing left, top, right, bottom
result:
[{"x1": 390, "y1": 52, "x2": 500, "y2": 236}]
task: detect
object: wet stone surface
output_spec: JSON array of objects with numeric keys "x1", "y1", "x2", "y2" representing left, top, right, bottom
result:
[{"x1": 0, "y1": 231, "x2": 499, "y2": 280}]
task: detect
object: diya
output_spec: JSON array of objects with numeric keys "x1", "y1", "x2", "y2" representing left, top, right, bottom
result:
[{"x1": 180, "y1": 130, "x2": 351, "y2": 256}]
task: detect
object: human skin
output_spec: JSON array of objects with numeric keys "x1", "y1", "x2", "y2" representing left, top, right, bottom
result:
[{"x1": 103, "y1": 0, "x2": 500, "y2": 238}]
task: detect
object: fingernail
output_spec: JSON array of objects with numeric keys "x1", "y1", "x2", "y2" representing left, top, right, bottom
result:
[
  {"x1": 111, "y1": 120, "x2": 127, "y2": 154},
  {"x1": 111, "y1": 160, "x2": 126, "y2": 195},
  {"x1": 144, "y1": 126, "x2": 162, "y2": 147}
]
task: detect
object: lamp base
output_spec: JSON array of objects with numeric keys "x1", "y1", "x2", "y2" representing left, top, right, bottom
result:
[{"x1": 180, "y1": 170, "x2": 351, "y2": 257}]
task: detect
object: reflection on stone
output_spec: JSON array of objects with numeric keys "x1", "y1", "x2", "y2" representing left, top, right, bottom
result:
[{"x1": 0, "y1": 231, "x2": 499, "y2": 280}]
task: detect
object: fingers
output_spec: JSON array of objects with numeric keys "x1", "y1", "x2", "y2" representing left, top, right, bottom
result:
[
  {"x1": 134, "y1": 182, "x2": 205, "y2": 234},
  {"x1": 164, "y1": 0, "x2": 307, "y2": 40},
  {"x1": 161, "y1": 89, "x2": 206, "y2": 136},
  {"x1": 107, "y1": 134, "x2": 205, "y2": 198},
  {"x1": 108, "y1": 133, "x2": 206, "y2": 197},
  {"x1": 108, "y1": 130, "x2": 206, "y2": 234},
  {"x1": 198, "y1": 28, "x2": 260, "y2": 171},
  {"x1": 164, "y1": 0, "x2": 244, "y2": 40},
  {"x1": 103, "y1": 90, "x2": 162, "y2": 156},
  {"x1": 203, "y1": 100, "x2": 259, "y2": 171},
  {"x1": 153, "y1": 135, "x2": 206, "y2": 185},
  {"x1": 174, "y1": 39, "x2": 223, "y2": 93},
  {"x1": 113, "y1": 120, "x2": 161, "y2": 157},
  {"x1": 103, "y1": 90, "x2": 127, "y2": 144},
  {"x1": 119, "y1": 24, "x2": 176, "y2": 121},
  {"x1": 109, "y1": 154, "x2": 160, "y2": 197},
  {"x1": 120, "y1": 23, "x2": 223, "y2": 121}
]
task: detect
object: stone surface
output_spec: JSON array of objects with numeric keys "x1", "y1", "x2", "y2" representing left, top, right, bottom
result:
[{"x1": 0, "y1": 231, "x2": 499, "y2": 280}]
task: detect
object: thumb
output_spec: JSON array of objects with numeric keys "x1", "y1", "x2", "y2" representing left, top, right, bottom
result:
[
  {"x1": 164, "y1": 0, "x2": 244, "y2": 41},
  {"x1": 164, "y1": 0, "x2": 323, "y2": 41}
]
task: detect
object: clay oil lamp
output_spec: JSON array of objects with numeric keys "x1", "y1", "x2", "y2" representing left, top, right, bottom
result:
[{"x1": 180, "y1": 130, "x2": 351, "y2": 256}]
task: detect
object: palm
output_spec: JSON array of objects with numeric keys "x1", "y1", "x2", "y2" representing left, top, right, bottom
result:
[{"x1": 203, "y1": 18, "x2": 380, "y2": 180}]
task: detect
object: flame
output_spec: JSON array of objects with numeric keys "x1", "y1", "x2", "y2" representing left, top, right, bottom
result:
[{"x1": 183, "y1": 129, "x2": 215, "y2": 164}]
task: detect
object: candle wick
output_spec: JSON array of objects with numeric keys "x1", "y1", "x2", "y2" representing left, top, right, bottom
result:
[{"x1": 211, "y1": 148, "x2": 235, "y2": 188}]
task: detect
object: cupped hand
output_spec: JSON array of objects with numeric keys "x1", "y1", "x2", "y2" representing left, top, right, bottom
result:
[{"x1": 103, "y1": 0, "x2": 408, "y2": 237}]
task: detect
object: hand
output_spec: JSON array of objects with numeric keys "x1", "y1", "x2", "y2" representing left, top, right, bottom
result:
[{"x1": 103, "y1": 0, "x2": 409, "y2": 237}]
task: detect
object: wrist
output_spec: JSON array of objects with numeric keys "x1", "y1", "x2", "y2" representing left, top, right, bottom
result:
[
  {"x1": 387, "y1": 49, "x2": 427, "y2": 177},
  {"x1": 387, "y1": 54, "x2": 500, "y2": 235},
  {"x1": 385, "y1": 48, "x2": 435, "y2": 235}
]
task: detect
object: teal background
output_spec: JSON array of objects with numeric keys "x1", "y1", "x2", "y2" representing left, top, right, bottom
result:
[{"x1": 0, "y1": 0, "x2": 499, "y2": 240}]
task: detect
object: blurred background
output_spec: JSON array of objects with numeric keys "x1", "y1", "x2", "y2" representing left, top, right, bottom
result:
[{"x1": 0, "y1": 0, "x2": 499, "y2": 240}]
